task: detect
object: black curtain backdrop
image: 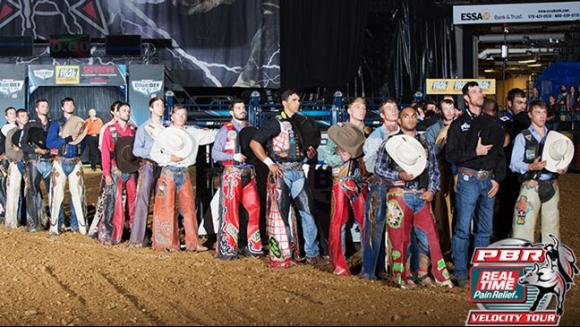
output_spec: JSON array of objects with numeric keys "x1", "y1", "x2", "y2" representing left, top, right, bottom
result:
[
  {"x1": 28, "y1": 87, "x2": 124, "y2": 123},
  {"x1": 280, "y1": 0, "x2": 370, "y2": 90},
  {"x1": 361, "y1": 0, "x2": 456, "y2": 101}
]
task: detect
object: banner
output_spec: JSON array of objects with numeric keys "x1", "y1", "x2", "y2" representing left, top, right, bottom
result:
[
  {"x1": 28, "y1": 64, "x2": 126, "y2": 92},
  {"x1": 453, "y1": 2, "x2": 580, "y2": 25},
  {"x1": 0, "y1": 64, "x2": 26, "y2": 125},
  {"x1": 0, "y1": 1, "x2": 280, "y2": 88},
  {"x1": 426, "y1": 79, "x2": 496, "y2": 95},
  {"x1": 128, "y1": 65, "x2": 164, "y2": 125}
]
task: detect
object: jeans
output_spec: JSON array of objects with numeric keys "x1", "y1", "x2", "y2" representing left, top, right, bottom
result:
[
  {"x1": 86, "y1": 135, "x2": 100, "y2": 170},
  {"x1": 282, "y1": 169, "x2": 319, "y2": 258},
  {"x1": 452, "y1": 173, "x2": 495, "y2": 280},
  {"x1": 361, "y1": 183, "x2": 387, "y2": 279}
]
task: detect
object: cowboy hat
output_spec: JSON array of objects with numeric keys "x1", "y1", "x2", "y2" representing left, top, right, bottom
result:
[
  {"x1": 60, "y1": 115, "x2": 87, "y2": 145},
  {"x1": 27, "y1": 126, "x2": 47, "y2": 149},
  {"x1": 542, "y1": 131, "x2": 574, "y2": 173},
  {"x1": 114, "y1": 136, "x2": 140, "y2": 173},
  {"x1": 384, "y1": 134, "x2": 427, "y2": 177},
  {"x1": 5, "y1": 128, "x2": 23, "y2": 162},
  {"x1": 469, "y1": 115, "x2": 504, "y2": 149},
  {"x1": 150, "y1": 126, "x2": 196, "y2": 165},
  {"x1": 298, "y1": 117, "x2": 321, "y2": 150},
  {"x1": 327, "y1": 123, "x2": 365, "y2": 158}
]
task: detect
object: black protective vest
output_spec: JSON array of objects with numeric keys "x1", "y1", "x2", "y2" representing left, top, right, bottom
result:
[
  {"x1": 268, "y1": 113, "x2": 304, "y2": 163},
  {"x1": 519, "y1": 129, "x2": 548, "y2": 181}
]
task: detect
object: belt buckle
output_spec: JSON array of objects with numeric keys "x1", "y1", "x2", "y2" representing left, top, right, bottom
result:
[{"x1": 477, "y1": 170, "x2": 489, "y2": 180}]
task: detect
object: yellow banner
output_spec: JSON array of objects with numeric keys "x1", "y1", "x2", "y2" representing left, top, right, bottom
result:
[
  {"x1": 55, "y1": 66, "x2": 80, "y2": 85},
  {"x1": 426, "y1": 79, "x2": 496, "y2": 95}
]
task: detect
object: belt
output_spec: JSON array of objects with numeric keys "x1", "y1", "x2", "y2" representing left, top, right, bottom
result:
[
  {"x1": 366, "y1": 175, "x2": 393, "y2": 186},
  {"x1": 224, "y1": 165, "x2": 254, "y2": 175},
  {"x1": 458, "y1": 167, "x2": 494, "y2": 180},
  {"x1": 54, "y1": 156, "x2": 80, "y2": 163},
  {"x1": 388, "y1": 187, "x2": 426, "y2": 194},
  {"x1": 164, "y1": 166, "x2": 189, "y2": 173},
  {"x1": 279, "y1": 162, "x2": 303, "y2": 170}
]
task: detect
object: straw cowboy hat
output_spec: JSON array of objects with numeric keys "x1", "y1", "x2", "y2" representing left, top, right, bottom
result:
[
  {"x1": 327, "y1": 123, "x2": 366, "y2": 158},
  {"x1": 384, "y1": 134, "x2": 427, "y2": 177},
  {"x1": 542, "y1": 131, "x2": 574, "y2": 173},
  {"x1": 60, "y1": 115, "x2": 87, "y2": 145},
  {"x1": 150, "y1": 126, "x2": 196, "y2": 165},
  {"x1": 114, "y1": 137, "x2": 140, "y2": 174},
  {"x1": 5, "y1": 128, "x2": 23, "y2": 162}
]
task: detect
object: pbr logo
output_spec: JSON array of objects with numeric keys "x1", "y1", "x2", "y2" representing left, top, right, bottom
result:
[
  {"x1": 132, "y1": 80, "x2": 163, "y2": 97},
  {"x1": 33, "y1": 69, "x2": 54, "y2": 80},
  {"x1": 0, "y1": 79, "x2": 24, "y2": 96},
  {"x1": 466, "y1": 235, "x2": 579, "y2": 326}
]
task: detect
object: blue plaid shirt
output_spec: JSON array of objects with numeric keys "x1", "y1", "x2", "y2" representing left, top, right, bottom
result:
[{"x1": 375, "y1": 132, "x2": 440, "y2": 193}]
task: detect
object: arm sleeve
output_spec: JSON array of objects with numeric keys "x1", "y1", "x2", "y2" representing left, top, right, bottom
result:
[
  {"x1": 132, "y1": 126, "x2": 148, "y2": 159},
  {"x1": 427, "y1": 144, "x2": 441, "y2": 193},
  {"x1": 362, "y1": 131, "x2": 383, "y2": 173},
  {"x1": 509, "y1": 133, "x2": 528, "y2": 175},
  {"x1": 445, "y1": 121, "x2": 477, "y2": 164},
  {"x1": 189, "y1": 127, "x2": 218, "y2": 146},
  {"x1": 252, "y1": 119, "x2": 280, "y2": 145},
  {"x1": 319, "y1": 138, "x2": 343, "y2": 167},
  {"x1": 211, "y1": 126, "x2": 234, "y2": 163},
  {"x1": 46, "y1": 122, "x2": 66, "y2": 149},
  {"x1": 19, "y1": 124, "x2": 35, "y2": 155},
  {"x1": 101, "y1": 128, "x2": 113, "y2": 177}
]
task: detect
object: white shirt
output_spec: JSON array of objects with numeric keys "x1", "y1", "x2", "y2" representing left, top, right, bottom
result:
[{"x1": 152, "y1": 125, "x2": 218, "y2": 168}]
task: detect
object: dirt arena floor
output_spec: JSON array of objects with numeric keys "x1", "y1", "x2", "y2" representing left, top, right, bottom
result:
[{"x1": 0, "y1": 169, "x2": 578, "y2": 325}]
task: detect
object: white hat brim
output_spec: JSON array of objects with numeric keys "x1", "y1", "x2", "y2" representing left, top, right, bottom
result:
[
  {"x1": 150, "y1": 127, "x2": 195, "y2": 164},
  {"x1": 384, "y1": 135, "x2": 428, "y2": 177},
  {"x1": 542, "y1": 131, "x2": 574, "y2": 173}
]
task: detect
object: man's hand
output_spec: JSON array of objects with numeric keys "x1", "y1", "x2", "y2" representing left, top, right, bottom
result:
[
  {"x1": 268, "y1": 162, "x2": 283, "y2": 179},
  {"x1": 105, "y1": 175, "x2": 114, "y2": 186},
  {"x1": 476, "y1": 137, "x2": 493, "y2": 156},
  {"x1": 170, "y1": 154, "x2": 184, "y2": 163},
  {"x1": 528, "y1": 157, "x2": 546, "y2": 171},
  {"x1": 400, "y1": 171, "x2": 414, "y2": 181},
  {"x1": 233, "y1": 153, "x2": 246, "y2": 163},
  {"x1": 339, "y1": 150, "x2": 351, "y2": 162},
  {"x1": 34, "y1": 148, "x2": 49, "y2": 155},
  {"x1": 306, "y1": 146, "x2": 317, "y2": 159},
  {"x1": 488, "y1": 179, "x2": 500, "y2": 198},
  {"x1": 421, "y1": 190, "x2": 434, "y2": 202},
  {"x1": 557, "y1": 168, "x2": 567, "y2": 175}
]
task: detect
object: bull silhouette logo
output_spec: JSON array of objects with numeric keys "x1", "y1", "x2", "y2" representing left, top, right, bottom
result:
[{"x1": 518, "y1": 234, "x2": 579, "y2": 316}]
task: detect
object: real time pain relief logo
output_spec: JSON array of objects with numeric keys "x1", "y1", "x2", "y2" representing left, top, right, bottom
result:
[{"x1": 466, "y1": 235, "x2": 578, "y2": 326}]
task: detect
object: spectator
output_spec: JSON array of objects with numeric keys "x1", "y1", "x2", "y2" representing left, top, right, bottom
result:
[{"x1": 85, "y1": 109, "x2": 103, "y2": 171}]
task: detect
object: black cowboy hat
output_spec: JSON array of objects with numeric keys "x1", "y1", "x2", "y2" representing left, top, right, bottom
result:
[
  {"x1": 28, "y1": 126, "x2": 47, "y2": 149},
  {"x1": 469, "y1": 114, "x2": 504, "y2": 148},
  {"x1": 114, "y1": 137, "x2": 140, "y2": 174},
  {"x1": 298, "y1": 117, "x2": 321, "y2": 150}
]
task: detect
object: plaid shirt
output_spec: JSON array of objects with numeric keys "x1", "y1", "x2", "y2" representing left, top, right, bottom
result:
[{"x1": 374, "y1": 132, "x2": 440, "y2": 193}]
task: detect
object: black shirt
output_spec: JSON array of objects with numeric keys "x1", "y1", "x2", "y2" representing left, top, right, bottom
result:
[
  {"x1": 21, "y1": 119, "x2": 51, "y2": 161},
  {"x1": 252, "y1": 111, "x2": 320, "y2": 163},
  {"x1": 446, "y1": 108, "x2": 506, "y2": 182}
]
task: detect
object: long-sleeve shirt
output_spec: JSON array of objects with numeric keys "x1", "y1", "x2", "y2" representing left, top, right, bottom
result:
[
  {"x1": 425, "y1": 120, "x2": 445, "y2": 156},
  {"x1": 101, "y1": 122, "x2": 137, "y2": 177},
  {"x1": 211, "y1": 119, "x2": 249, "y2": 165},
  {"x1": 20, "y1": 119, "x2": 51, "y2": 161},
  {"x1": 154, "y1": 126, "x2": 218, "y2": 168},
  {"x1": 46, "y1": 117, "x2": 81, "y2": 159},
  {"x1": 375, "y1": 132, "x2": 440, "y2": 193},
  {"x1": 132, "y1": 119, "x2": 166, "y2": 160},
  {"x1": 509, "y1": 126, "x2": 555, "y2": 181},
  {"x1": 445, "y1": 109, "x2": 506, "y2": 182},
  {"x1": 85, "y1": 117, "x2": 104, "y2": 136},
  {"x1": 98, "y1": 119, "x2": 115, "y2": 150},
  {"x1": 363, "y1": 125, "x2": 399, "y2": 174}
]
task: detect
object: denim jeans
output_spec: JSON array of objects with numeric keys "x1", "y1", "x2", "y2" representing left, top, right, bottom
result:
[
  {"x1": 282, "y1": 169, "x2": 320, "y2": 258},
  {"x1": 452, "y1": 173, "x2": 495, "y2": 280},
  {"x1": 361, "y1": 183, "x2": 387, "y2": 279}
]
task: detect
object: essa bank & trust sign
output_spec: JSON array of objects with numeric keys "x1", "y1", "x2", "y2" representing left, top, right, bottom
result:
[{"x1": 453, "y1": 2, "x2": 580, "y2": 25}]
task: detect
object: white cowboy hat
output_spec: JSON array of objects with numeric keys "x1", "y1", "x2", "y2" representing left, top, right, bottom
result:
[
  {"x1": 542, "y1": 131, "x2": 574, "y2": 173},
  {"x1": 150, "y1": 126, "x2": 196, "y2": 164},
  {"x1": 384, "y1": 134, "x2": 427, "y2": 177}
]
